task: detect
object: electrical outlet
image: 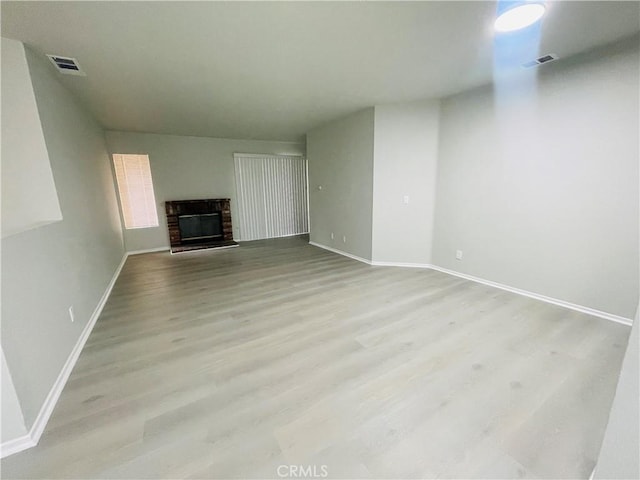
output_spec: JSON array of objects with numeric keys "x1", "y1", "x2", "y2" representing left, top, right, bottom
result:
[
  {"x1": 342, "y1": 236, "x2": 347, "y2": 243},
  {"x1": 330, "y1": 232, "x2": 334, "y2": 240},
  {"x1": 68, "y1": 306, "x2": 75, "y2": 323},
  {"x1": 456, "y1": 250, "x2": 463, "y2": 260},
  {"x1": 403, "y1": 195, "x2": 410, "y2": 205}
]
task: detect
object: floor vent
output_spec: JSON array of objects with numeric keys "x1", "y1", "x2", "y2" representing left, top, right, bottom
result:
[
  {"x1": 46, "y1": 54, "x2": 86, "y2": 76},
  {"x1": 522, "y1": 53, "x2": 558, "y2": 68}
]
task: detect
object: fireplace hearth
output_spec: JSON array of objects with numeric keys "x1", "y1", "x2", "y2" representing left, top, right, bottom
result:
[{"x1": 165, "y1": 199, "x2": 238, "y2": 253}]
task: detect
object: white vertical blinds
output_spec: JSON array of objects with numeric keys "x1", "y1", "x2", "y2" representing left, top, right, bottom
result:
[
  {"x1": 234, "y1": 154, "x2": 309, "y2": 241},
  {"x1": 112, "y1": 154, "x2": 159, "y2": 229}
]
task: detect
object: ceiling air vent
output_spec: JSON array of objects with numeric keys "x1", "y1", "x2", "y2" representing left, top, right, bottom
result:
[
  {"x1": 46, "y1": 54, "x2": 86, "y2": 76},
  {"x1": 522, "y1": 53, "x2": 558, "y2": 68}
]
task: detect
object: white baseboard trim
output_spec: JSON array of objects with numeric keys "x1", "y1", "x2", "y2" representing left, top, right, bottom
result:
[
  {"x1": 0, "y1": 434, "x2": 35, "y2": 459},
  {"x1": 309, "y1": 241, "x2": 372, "y2": 265},
  {"x1": 127, "y1": 247, "x2": 170, "y2": 255},
  {"x1": 1, "y1": 252, "x2": 128, "y2": 459},
  {"x1": 371, "y1": 260, "x2": 431, "y2": 269},
  {"x1": 429, "y1": 265, "x2": 633, "y2": 326},
  {"x1": 313, "y1": 246, "x2": 632, "y2": 326}
]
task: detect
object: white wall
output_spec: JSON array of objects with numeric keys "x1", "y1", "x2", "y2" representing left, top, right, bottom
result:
[
  {"x1": 1, "y1": 349, "x2": 28, "y2": 445},
  {"x1": 1, "y1": 38, "x2": 61, "y2": 237},
  {"x1": 594, "y1": 304, "x2": 639, "y2": 479},
  {"x1": 104, "y1": 131, "x2": 305, "y2": 252},
  {"x1": 1, "y1": 43, "x2": 124, "y2": 430},
  {"x1": 372, "y1": 100, "x2": 440, "y2": 265},
  {"x1": 307, "y1": 108, "x2": 375, "y2": 261},
  {"x1": 432, "y1": 40, "x2": 639, "y2": 319}
]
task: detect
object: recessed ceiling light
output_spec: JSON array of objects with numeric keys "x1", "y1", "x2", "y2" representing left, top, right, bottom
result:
[{"x1": 495, "y1": 3, "x2": 546, "y2": 32}]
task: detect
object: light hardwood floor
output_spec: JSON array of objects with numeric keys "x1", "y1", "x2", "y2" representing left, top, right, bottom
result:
[{"x1": 1, "y1": 235, "x2": 630, "y2": 479}]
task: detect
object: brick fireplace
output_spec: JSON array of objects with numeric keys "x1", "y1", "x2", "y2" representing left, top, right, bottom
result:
[{"x1": 165, "y1": 198, "x2": 238, "y2": 253}]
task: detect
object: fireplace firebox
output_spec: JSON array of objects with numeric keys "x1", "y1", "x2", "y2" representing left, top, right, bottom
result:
[
  {"x1": 165, "y1": 199, "x2": 238, "y2": 253},
  {"x1": 178, "y1": 213, "x2": 222, "y2": 241}
]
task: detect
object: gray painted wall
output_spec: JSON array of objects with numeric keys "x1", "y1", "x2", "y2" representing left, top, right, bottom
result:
[
  {"x1": 432, "y1": 41, "x2": 639, "y2": 319},
  {"x1": 307, "y1": 108, "x2": 375, "y2": 261},
  {"x1": 1, "y1": 348, "x2": 27, "y2": 443},
  {"x1": 1, "y1": 38, "x2": 61, "y2": 237},
  {"x1": 104, "y1": 131, "x2": 305, "y2": 252},
  {"x1": 0, "y1": 44, "x2": 124, "y2": 429},
  {"x1": 594, "y1": 304, "x2": 639, "y2": 479},
  {"x1": 372, "y1": 101, "x2": 440, "y2": 265}
]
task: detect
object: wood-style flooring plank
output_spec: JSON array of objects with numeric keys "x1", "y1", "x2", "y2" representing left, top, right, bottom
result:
[{"x1": 1, "y1": 235, "x2": 630, "y2": 479}]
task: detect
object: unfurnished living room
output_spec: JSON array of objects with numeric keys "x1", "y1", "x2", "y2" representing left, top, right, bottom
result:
[{"x1": 1, "y1": 1, "x2": 638, "y2": 479}]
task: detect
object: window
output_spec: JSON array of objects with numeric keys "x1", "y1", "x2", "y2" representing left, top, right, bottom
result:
[{"x1": 112, "y1": 154, "x2": 159, "y2": 229}]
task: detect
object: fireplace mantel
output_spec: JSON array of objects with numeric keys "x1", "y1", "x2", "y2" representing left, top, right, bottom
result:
[{"x1": 165, "y1": 198, "x2": 238, "y2": 253}]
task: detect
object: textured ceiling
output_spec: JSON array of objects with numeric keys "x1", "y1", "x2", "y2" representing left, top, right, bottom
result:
[{"x1": 2, "y1": 1, "x2": 639, "y2": 141}]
